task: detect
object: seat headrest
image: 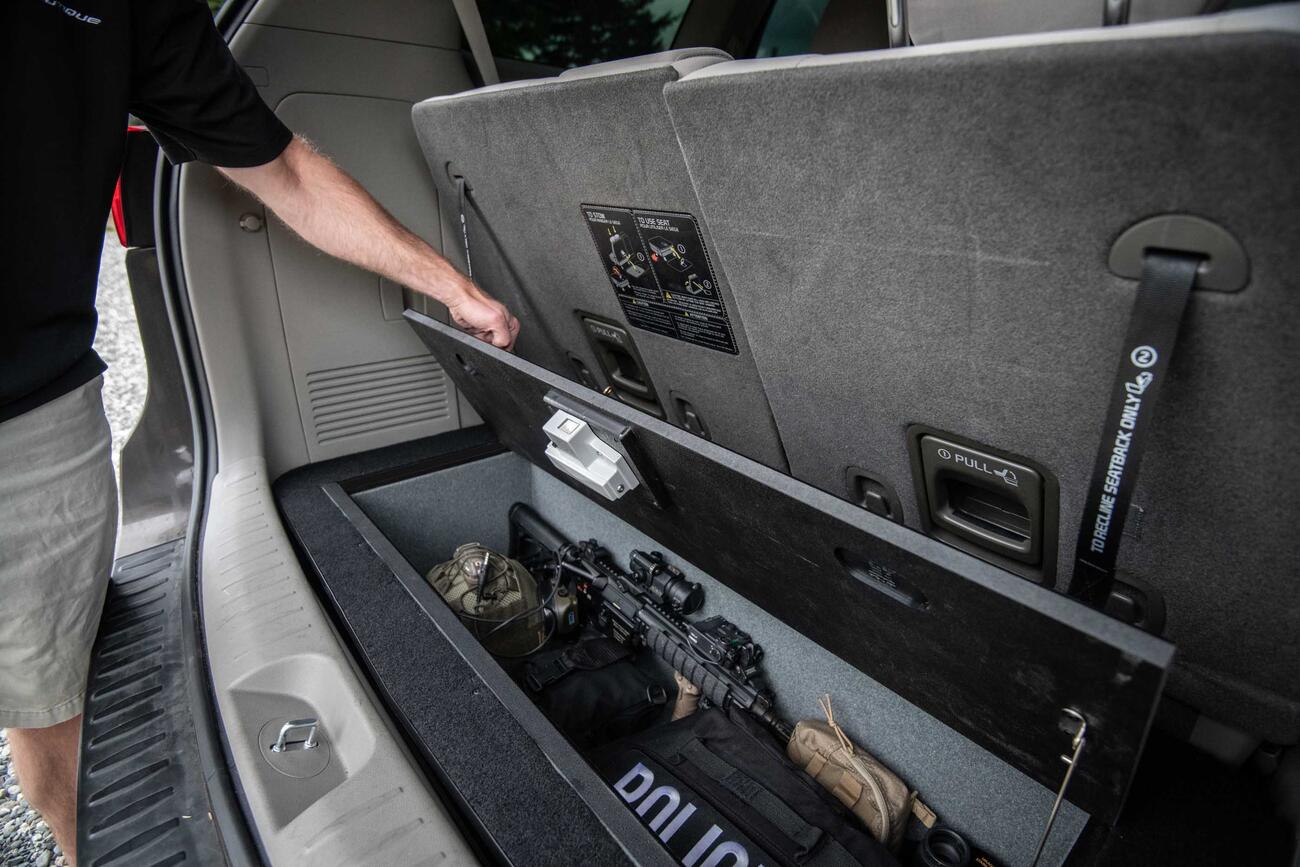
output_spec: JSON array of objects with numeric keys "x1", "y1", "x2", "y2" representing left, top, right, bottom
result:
[
  {"x1": 809, "y1": 0, "x2": 891, "y2": 53},
  {"x1": 417, "y1": 48, "x2": 733, "y2": 108},
  {"x1": 556, "y1": 48, "x2": 733, "y2": 81},
  {"x1": 907, "y1": 0, "x2": 1222, "y2": 45}
]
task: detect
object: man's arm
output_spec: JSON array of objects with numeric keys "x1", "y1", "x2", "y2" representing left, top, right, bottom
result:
[{"x1": 220, "y1": 136, "x2": 519, "y2": 349}]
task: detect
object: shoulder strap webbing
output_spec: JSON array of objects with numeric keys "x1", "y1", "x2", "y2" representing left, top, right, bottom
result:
[
  {"x1": 1069, "y1": 250, "x2": 1200, "y2": 607},
  {"x1": 451, "y1": 0, "x2": 501, "y2": 86}
]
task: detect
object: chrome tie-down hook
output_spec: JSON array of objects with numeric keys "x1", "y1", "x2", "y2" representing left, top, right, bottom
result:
[{"x1": 269, "y1": 717, "x2": 320, "y2": 753}]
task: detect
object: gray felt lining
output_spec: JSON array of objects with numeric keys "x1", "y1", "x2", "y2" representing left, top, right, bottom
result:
[
  {"x1": 662, "y1": 27, "x2": 1300, "y2": 740},
  {"x1": 354, "y1": 453, "x2": 1089, "y2": 867}
]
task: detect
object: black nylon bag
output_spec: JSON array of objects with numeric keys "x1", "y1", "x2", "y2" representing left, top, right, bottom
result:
[
  {"x1": 522, "y1": 637, "x2": 675, "y2": 749},
  {"x1": 590, "y1": 709, "x2": 898, "y2": 867}
]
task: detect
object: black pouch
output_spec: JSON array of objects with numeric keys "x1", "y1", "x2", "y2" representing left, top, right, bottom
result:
[
  {"x1": 523, "y1": 637, "x2": 674, "y2": 749},
  {"x1": 589, "y1": 708, "x2": 898, "y2": 867}
]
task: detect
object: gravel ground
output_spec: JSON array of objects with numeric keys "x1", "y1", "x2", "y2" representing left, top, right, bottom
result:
[
  {"x1": 0, "y1": 737, "x2": 63, "y2": 867},
  {"x1": 0, "y1": 230, "x2": 142, "y2": 867},
  {"x1": 93, "y1": 229, "x2": 149, "y2": 470}
]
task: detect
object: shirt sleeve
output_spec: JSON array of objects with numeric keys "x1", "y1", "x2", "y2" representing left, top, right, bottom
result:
[{"x1": 129, "y1": 0, "x2": 292, "y2": 168}]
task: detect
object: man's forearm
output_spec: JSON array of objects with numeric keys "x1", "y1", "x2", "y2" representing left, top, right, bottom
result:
[{"x1": 220, "y1": 136, "x2": 518, "y2": 348}]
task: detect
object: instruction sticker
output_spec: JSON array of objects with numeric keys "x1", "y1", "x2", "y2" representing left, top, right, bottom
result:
[{"x1": 580, "y1": 205, "x2": 738, "y2": 355}]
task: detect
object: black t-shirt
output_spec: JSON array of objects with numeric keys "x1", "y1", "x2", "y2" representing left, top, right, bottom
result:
[{"x1": 2, "y1": 0, "x2": 292, "y2": 423}]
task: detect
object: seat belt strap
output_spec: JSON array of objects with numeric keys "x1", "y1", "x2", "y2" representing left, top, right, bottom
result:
[
  {"x1": 451, "y1": 0, "x2": 501, "y2": 86},
  {"x1": 1069, "y1": 250, "x2": 1200, "y2": 607},
  {"x1": 456, "y1": 175, "x2": 474, "y2": 281}
]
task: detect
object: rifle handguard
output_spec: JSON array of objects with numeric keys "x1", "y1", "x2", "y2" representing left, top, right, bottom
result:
[{"x1": 649, "y1": 628, "x2": 732, "y2": 709}]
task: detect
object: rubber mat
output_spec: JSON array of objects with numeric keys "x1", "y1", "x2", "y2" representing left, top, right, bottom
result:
[{"x1": 77, "y1": 540, "x2": 225, "y2": 867}]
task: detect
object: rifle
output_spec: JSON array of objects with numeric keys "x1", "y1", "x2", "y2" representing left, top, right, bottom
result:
[{"x1": 508, "y1": 503, "x2": 794, "y2": 742}]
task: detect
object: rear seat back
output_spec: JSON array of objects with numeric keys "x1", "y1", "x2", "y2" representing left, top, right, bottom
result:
[
  {"x1": 412, "y1": 50, "x2": 788, "y2": 471},
  {"x1": 663, "y1": 6, "x2": 1300, "y2": 739}
]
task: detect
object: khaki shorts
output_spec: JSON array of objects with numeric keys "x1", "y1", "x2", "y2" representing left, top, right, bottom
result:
[{"x1": 0, "y1": 376, "x2": 117, "y2": 729}]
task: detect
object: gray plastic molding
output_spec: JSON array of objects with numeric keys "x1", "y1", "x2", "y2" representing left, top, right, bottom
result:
[
  {"x1": 1109, "y1": 214, "x2": 1249, "y2": 292},
  {"x1": 203, "y1": 459, "x2": 476, "y2": 865}
]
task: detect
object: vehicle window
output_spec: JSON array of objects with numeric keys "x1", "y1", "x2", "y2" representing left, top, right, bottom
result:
[
  {"x1": 207, "y1": 0, "x2": 225, "y2": 12},
  {"x1": 479, "y1": 0, "x2": 692, "y2": 70},
  {"x1": 755, "y1": 0, "x2": 831, "y2": 57}
]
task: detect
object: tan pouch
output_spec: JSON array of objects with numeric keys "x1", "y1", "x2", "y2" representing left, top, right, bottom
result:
[{"x1": 787, "y1": 696, "x2": 915, "y2": 851}]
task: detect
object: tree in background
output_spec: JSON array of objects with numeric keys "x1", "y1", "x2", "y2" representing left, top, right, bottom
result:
[
  {"x1": 204, "y1": 1, "x2": 686, "y2": 65},
  {"x1": 483, "y1": 0, "x2": 683, "y2": 68}
]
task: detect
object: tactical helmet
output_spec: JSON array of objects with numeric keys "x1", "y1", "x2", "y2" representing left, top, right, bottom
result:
[{"x1": 427, "y1": 543, "x2": 547, "y2": 656}]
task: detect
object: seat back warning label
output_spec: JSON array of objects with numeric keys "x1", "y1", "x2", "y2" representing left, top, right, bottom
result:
[{"x1": 580, "y1": 205, "x2": 738, "y2": 355}]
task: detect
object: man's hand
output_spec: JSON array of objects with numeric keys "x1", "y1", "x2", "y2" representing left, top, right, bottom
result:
[
  {"x1": 219, "y1": 136, "x2": 520, "y2": 350},
  {"x1": 445, "y1": 277, "x2": 520, "y2": 350}
]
